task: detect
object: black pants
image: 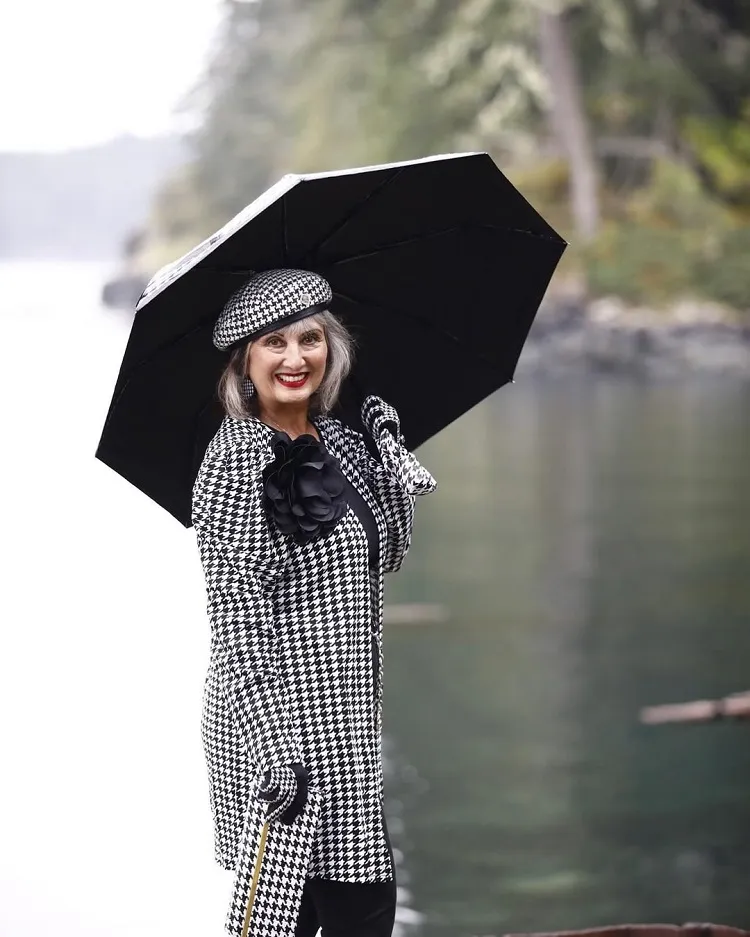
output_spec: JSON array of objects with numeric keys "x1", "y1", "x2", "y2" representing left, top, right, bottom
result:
[
  {"x1": 294, "y1": 810, "x2": 397, "y2": 937},
  {"x1": 293, "y1": 877, "x2": 397, "y2": 937}
]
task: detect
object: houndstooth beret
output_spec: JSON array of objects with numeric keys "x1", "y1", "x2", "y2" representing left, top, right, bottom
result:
[{"x1": 212, "y1": 269, "x2": 334, "y2": 350}]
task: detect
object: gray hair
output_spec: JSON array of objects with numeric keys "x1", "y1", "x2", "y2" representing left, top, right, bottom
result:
[{"x1": 217, "y1": 310, "x2": 356, "y2": 420}]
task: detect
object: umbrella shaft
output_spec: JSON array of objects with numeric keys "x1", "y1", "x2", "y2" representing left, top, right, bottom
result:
[{"x1": 241, "y1": 821, "x2": 269, "y2": 937}]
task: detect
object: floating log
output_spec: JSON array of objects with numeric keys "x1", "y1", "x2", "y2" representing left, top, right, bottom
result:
[
  {"x1": 640, "y1": 691, "x2": 750, "y2": 725},
  {"x1": 383, "y1": 603, "x2": 447, "y2": 625}
]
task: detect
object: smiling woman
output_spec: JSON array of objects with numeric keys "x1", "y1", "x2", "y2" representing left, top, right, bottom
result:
[{"x1": 193, "y1": 267, "x2": 437, "y2": 935}]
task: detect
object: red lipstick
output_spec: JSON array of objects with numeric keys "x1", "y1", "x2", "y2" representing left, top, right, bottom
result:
[{"x1": 275, "y1": 374, "x2": 309, "y2": 388}]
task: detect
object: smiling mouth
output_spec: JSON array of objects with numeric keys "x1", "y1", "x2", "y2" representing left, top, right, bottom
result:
[{"x1": 275, "y1": 373, "x2": 309, "y2": 388}]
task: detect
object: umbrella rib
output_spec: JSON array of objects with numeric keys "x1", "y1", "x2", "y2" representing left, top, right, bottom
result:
[
  {"x1": 281, "y1": 193, "x2": 289, "y2": 265},
  {"x1": 331, "y1": 289, "x2": 504, "y2": 376},
  {"x1": 327, "y1": 225, "x2": 461, "y2": 265},
  {"x1": 503, "y1": 225, "x2": 567, "y2": 243},
  {"x1": 301, "y1": 167, "x2": 407, "y2": 265},
  {"x1": 325, "y1": 223, "x2": 564, "y2": 267}
]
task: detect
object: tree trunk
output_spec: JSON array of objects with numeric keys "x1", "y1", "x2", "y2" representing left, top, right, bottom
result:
[{"x1": 538, "y1": 9, "x2": 600, "y2": 242}]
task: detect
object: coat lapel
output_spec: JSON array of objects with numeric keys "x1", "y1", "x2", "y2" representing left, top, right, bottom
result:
[{"x1": 315, "y1": 417, "x2": 387, "y2": 573}]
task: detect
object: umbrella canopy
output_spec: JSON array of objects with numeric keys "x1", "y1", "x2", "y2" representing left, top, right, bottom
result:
[{"x1": 96, "y1": 152, "x2": 566, "y2": 525}]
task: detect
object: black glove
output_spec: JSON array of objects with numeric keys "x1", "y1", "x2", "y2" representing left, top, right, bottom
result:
[{"x1": 257, "y1": 763, "x2": 309, "y2": 825}]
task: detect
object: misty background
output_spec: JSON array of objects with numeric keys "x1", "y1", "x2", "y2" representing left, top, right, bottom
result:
[{"x1": 2, "y1": 2, "x2": 750, "y2": 936}]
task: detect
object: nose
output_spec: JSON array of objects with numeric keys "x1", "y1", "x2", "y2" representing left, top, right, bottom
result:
[{"x1": 283, "y1": 341, "x2": 306, "y2": 370}]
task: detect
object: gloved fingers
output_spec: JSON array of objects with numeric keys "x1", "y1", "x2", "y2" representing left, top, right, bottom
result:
[
  {"x1": 360, "y1": 394, "x2": 383, "y2": 423},
  {"x1": 361, "y1": 394, "x2": 400, "y2": 441}
]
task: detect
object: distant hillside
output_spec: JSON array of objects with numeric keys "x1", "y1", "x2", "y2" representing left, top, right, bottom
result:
[{"x1": 0, "y1": 134, "x2": 187, "y2": 260}]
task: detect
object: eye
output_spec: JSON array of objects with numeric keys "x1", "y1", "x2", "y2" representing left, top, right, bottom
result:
[
  {"x1": 266, "y1": 336, "x2": 283, "y2": 347},
  {"x1": 302, "y1": 331, "x2": 323, "y2": 344}
]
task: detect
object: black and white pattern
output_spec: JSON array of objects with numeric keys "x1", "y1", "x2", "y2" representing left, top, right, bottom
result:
[
  {"x1": 224, "y1": 790, "x2": 320, "y2": 937},
  {"x1": 361, "y1": 395, "x2": 438, "y2": 496},
  {"x1": 212, "y1": 269, "x2": 333, "y2": 350},
  {"x1": 192, "y1": 407, "x2": 436, "y2": 891},
  {"x1": 226, "y1": 785, "x2": 323, "y2": 937}
]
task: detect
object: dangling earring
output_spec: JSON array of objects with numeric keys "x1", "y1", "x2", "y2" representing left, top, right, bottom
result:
[
  {"x1": 241, "y1": 344, "x2": 255, "y2": 398},
  {"x1": 242, "y1": 377, "x2": 255, "y2": 398}
]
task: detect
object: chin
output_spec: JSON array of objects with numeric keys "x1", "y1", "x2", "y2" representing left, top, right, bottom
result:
[{"x1": 275, "y1": 390, "x2": 312, "y2": 403}]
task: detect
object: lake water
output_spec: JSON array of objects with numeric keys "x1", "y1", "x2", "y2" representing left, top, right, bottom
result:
[
  {"x1": 1, "y1": 262, "x2": 748, "y2": 935},
  {"x1": 384, "y1": 376, "x2": 750, "y2": 934}
]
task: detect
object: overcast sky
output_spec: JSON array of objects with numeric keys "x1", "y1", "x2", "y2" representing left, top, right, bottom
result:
[{"x1": 2, "y1": 0, "x2": 225, "y2": 152}]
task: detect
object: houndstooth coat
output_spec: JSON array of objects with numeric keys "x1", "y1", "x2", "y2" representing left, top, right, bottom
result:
[{"x1": 192, "y1": 410, "x2": 436, "y2": 883}]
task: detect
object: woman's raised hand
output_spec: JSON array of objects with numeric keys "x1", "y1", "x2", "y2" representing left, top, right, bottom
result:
[
  {"x1": 257, "y1": 763, "x2": 310, "y2": 824},
  {"x1": 360, "y1": 394, "x2": 437, "y2": 496},
  {"x1": 360, "y1": 394, "x2": 401, "y2": 444}
]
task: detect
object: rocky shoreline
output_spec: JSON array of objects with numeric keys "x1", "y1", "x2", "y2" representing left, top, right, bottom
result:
[{"x1": 518, "y1": 295, "x2": 750, "y2": 378}]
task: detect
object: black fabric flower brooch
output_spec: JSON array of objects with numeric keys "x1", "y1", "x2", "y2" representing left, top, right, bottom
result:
[{"x1": 261, "y1": 432, "x2": 348, "y2": 543}]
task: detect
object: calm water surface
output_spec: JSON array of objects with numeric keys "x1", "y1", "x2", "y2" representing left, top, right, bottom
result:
[{"x1": 383, "y1": 378, "x2": 750, "y2": 935}]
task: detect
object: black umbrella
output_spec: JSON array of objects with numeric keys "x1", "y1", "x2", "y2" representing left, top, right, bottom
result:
[{"x1": 96, "y1": 151, "x2": 566, "y2": 525}]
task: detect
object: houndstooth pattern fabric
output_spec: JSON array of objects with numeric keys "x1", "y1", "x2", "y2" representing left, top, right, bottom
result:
[
  {"x1": 226, "y1": 785, "x2": 323, "y2": 937},
  {"x1": 192, "y1": 409, "x2": 436, "y2": 888},
  {"x1": 361, "y1": 395, "x2": 438, "y2": 496},
  {"x1": 213, "y1": 269, "x2": 333, "y2": 350}
]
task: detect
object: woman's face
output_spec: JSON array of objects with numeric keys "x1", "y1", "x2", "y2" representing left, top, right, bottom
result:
[{"x1": 246, "y1": 317, "x2": 328, "y2": 409}]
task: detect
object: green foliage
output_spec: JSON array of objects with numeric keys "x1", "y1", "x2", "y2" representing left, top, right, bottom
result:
[
  {"x1": 145, "y1": 0, "x2": 750, "y2": 313},
  {"x1": 587, "y1": 222, "x2": 699, "y2": 305},
  {"x1": 626, "y1": 158, "x2": 728, "y2": 232},
  {"x1": 587, "y1": 160, "x2": 750, "y2": 311},
  {"x1": 694, "y1": 225, "x2": 750, "y2": 312},
  {"x1": 286, "y1": 0, "x2": 550, "y2": 169},
  {"x1": 684, "y1": 105, "x2": 750, "y2": 213}
]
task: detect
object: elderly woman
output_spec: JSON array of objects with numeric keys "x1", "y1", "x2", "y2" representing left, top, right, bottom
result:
[{"x1": 192, "y1": 269, "x2": 437, "y2": 937}]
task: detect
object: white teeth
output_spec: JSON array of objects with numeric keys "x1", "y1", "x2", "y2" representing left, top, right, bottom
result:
[{"x1": 277, "y1": 374, "x2": 307, "y2": 383}]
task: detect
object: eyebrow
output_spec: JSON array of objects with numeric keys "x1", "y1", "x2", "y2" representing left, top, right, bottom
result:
[{"x1": 264, "y1": 325, "x2": 323, "y2": 340}]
